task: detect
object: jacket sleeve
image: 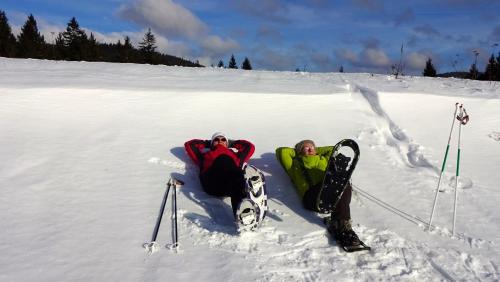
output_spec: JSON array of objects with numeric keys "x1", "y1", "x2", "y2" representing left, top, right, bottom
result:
[
  {"x1": 275, "y1": 147, "x2": 310, "y2": 197},
  {"x1": 316, "y1": 146, "x2": 334, "y2": 158},
  {"x1": 231, "y1": 139, "x2": 255, "y2": 164},
  {"x1": 275, "y1": 147, "x2": 296, "y2": 171},
  {"x1": 184, "y1": 139, "x2": 210, "y2": 167}
]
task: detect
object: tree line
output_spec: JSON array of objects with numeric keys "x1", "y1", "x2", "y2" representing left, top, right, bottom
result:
[
  {"x1": 0, "y1": 10, "x2": 258, "y2": 71},
  {"x1": 0, "y1": 10, "x2": 201, "y2": 67},
  {"x1": 423, "y1": 53, "x2": 500, "y2": 81},
  {"x1": 216, "y1": 54, "x2": 253, "y2": 70}
]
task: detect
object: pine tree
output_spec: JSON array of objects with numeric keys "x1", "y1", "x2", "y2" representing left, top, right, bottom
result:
[
  {"x1": 423, "y1": 58, "x2": 437, "y2": 77},
  {"x1": 58, "y1": 17, "x2": 88, "y2": 60},
  {"x1": 121, "y1": 36, "x2": 134, "y2": 63},
  {"x1": 139, "y1": 28, "x2": 157, "y2": 64},
  {"x1": 0, "y1": 10, "x2": 17, "y2": 57},
  {"x1": 469, "y1": 63, "x2": 479, "y2": 80},
  {"x1": 217, "y1": 60, "x2": 224, "y2": 68},
  {"x1": 484, "y1": 54, "x2": 497, "y2": 81},
  {"x1": 86, "y1": 33, "x2": 100, "y2": 61},
  {"x1": 228, "y1": 54, "x2": 238, "y2": 69},
  {"x1": 241, "y1": 57, "x2": 252, "y2": 70},
  {"x1": 17, "y1": 14, "x2": 46, "y2": 58},
  {"x1": 496, "y1": 52, "x2": 500, "y2": 81}
]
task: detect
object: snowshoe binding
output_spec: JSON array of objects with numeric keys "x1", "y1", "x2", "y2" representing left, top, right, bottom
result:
[{"x1": 235, "y1": 198, "x2": 259, "y2": 231}]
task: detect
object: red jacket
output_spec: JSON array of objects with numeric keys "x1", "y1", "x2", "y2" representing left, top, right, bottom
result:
[{"x1": 184, "y1": 139, "x2": 255, "y2": 173}]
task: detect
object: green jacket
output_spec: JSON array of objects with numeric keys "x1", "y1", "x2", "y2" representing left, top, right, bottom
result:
[{"x1": 275, "y1": 146, "x2": 334, "y2": 197}]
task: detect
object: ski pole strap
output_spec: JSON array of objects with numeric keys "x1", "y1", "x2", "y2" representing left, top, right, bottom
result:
[{"x1": 457, "y1": 107, "x2": 470, "y2": 125}]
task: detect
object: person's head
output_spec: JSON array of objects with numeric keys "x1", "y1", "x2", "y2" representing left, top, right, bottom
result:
[
  {"x1": 295, "y1": 139, "x2": 316, "y2": 156},
  {"x1": 211, "y1": 132, "x2": 228, "y2": 148}
]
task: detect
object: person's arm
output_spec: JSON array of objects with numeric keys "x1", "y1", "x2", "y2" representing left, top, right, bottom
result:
[
  {"x1": 231, "y1": 139, "x2": 255, "y2": 164},
  {"x1": 316, "y1": 146, "x2": 334, "y2": 158},
  {"x1": 184, "y1": 139, "x2": 209, "y2": 166},
  {"x1": 276, "y1": 147, "x2": 310, "y2": 197},
  {"x1": 275, "y1": 147, "x2": 296, "y2": 171}
]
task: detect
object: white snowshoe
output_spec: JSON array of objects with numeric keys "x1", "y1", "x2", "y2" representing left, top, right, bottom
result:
[{"x1": 236, "y1": 163, "x2": 268, "y2": 231}]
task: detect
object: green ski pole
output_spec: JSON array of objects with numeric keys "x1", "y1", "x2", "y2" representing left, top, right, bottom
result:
[
  {"x1": 452, "y1": 105, "x2": 469, "y2": 237},
  {"x1": 428, "y1": 103, "x2": 460, "y2": 231}
]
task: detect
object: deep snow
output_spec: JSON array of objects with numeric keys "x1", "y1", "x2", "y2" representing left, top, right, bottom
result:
[{"x1": 1, "y1": 57, "x2": 499, "y2": 281}]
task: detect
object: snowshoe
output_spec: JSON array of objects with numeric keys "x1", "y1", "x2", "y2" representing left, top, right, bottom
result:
[
  {"x1": 241, "y1": 163, "x2": 268, "y2": 226},
  {"x1": 316, "y1": 139, "x2": 360, "y2": 213},
  {"x1": 235, "y1": 198, "x2": 259, "y2": 231}
]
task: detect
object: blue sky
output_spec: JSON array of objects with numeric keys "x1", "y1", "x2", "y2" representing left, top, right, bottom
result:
[{"x1": 2, "y1": 0, "x2": 500, "y2": 74}]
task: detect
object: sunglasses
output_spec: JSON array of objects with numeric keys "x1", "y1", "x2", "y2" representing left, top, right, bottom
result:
[{"x1": 214, "y1": 137, "x2": 227, "y2": 142}]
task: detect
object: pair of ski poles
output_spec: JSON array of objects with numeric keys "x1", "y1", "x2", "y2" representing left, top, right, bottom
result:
[
  {"x1": 428, "y1": 103, "x2": 469, "y2": 237},
  {"x1": 144, "y1": 176, "x2": 184, "y2": 253}
]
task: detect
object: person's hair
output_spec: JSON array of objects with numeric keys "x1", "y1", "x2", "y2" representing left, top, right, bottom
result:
[{"x1": 294, "y1": 139, "x2": 315, "y2": 155}]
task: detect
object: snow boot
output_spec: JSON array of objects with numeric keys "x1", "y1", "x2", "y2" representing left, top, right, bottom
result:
[
  {"x1": 324, "y1": 214, "x2": 371, "y2": 252},
  {"x1": 328, "y1": 219, "x2": 361, "y2": 247}
]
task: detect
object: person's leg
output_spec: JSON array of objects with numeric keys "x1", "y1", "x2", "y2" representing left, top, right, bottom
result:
[
  {"x1": 303, "y1": 181, "x2": 352, "y2": 216},
  {"x1": 328, "y1": 182, "x2": 360, "y2": 246},
  {"x1": 302, "y1": 184, "x2": 322, "y2": 212},
  {"x1": 333, "y1": 182, "x2": 352, "y2": 220},
  {"x1": 200, "y1": 155, "x2": 246, "y2": 214}
]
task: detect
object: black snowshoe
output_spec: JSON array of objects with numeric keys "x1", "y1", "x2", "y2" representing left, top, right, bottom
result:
[{"x1": 316, "y1": 139, "x2": 360, "y2": 213}]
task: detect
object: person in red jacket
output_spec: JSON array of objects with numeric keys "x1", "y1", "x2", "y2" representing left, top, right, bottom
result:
[{"x1": 184, "y1": 132, "x2": 267, "y2": 231}]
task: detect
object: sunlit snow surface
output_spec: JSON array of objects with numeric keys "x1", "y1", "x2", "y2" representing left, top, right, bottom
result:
[{"x1": 1, "y1": 58, "x2": 499, "y2": 281}]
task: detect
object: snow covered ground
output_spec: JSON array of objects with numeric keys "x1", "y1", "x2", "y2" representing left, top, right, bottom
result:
[{"x1": 1, "y1": 57, "x2": 499, "y2": 281}]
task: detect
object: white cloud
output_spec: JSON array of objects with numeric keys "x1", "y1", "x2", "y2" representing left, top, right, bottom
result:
[
  {"x1": 117, "y1": 0, "x2": 240, "y2": 65},
  {"x1": 196, "y1": 56, "x2": 214, "y2": 67},
  {"x1": 200, "y1": 35, "x2": 240, "y2": 57},
  {"x1": 406, "y1": 52, "x2": 428, "y2": 71},
  {"x1": 255, "y1": 47, "x2": 297, "y2": 71},
  {"x1": 361, "y1": 48, "x2": 391, "y2": 67},
  {"x1": 117, "y1": 0, "x2": 208, "y2": 39},
  {"x1": 335, "y1": 47, "x2": 394, "y2": 73},
  {"x1": 336, "y1": 49, "x2": 359, "y2": 64}
]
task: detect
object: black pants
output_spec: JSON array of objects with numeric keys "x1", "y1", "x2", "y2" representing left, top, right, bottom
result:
[
  {"x1": 199, "y1": 155, "x2": 246, "y2": 215},
  {"x1": 303, "y1": 182, "x2": 352, "y2": 220}
]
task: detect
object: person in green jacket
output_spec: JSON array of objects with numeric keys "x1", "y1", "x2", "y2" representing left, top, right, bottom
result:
[{"x1": 276, "y1": 139, "x2": 360, "y2": 246}]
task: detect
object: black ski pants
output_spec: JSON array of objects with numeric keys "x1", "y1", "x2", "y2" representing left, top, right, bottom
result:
[
  {"x1": 199, "y1": 155, "x2": 246, "y2": 214},
  {"x1": 303, "y1": 182, "x2": 352, "y2": 220}
]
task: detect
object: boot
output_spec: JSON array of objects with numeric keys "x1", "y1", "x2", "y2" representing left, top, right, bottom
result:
[{"x1": 328, "y1": 218, "x2": 361, "y2": 246}]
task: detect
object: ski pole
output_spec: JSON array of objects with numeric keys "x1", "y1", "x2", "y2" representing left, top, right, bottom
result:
[
  {"x1": 144, "y1": 178, "x2": 173, "y2": 253},
  {"x1": 173, "y1": 179, "x2": 178, "y2": 249},
  {"x1": 428, "y1": 103, "x2": 460, "y2": 231},
  {"x1": 168, "y1": 178, "x2": 184, "y2": 251},
  {"x1": 452, "y1": 105, "x2": 469, "y2": 237}
]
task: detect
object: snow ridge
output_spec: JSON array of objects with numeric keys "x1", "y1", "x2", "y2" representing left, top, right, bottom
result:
[{"x1": 348, "y1": 83, "x2": 437, "y2": 172}]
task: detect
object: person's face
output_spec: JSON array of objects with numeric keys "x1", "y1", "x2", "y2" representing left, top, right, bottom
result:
[
  {"x1": 213, "y1": 136, "x2": 228, "y2": 148},
  {"x1": 301, "y1": 142, "x2": 316, "y2": 156}
]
